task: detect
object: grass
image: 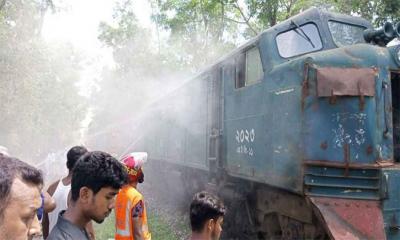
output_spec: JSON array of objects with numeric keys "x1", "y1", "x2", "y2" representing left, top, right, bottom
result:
[
  {"x1": 147, "y1": 212, "x2": 180, "y2": 240},
  {"x1": 93, "y1": 216, "x2": 115, "y2": 240},
  {"x1": 94, "y1": 211, "x2": 180, "y2": 240}
]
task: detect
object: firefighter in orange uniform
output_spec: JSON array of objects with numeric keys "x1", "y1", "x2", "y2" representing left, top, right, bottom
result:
[{"x1": 115, "y1": 152, "x2": 151, "y2": 240}]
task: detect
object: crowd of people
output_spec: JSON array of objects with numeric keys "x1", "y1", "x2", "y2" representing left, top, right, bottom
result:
[{"x1": 0, "y1": 146, "x2": 226, "y2": 240}]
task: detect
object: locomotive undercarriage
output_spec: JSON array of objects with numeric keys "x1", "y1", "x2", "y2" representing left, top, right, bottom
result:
[
  {"x1": 148, "y1": 156, "x2": 394, "y2": 239},
  {"x1": 204, "y1": 171, "x2": 328, "y2": 240},
  {"x1": 255, "y1": 187, "x2": 326, "y2": 240}
]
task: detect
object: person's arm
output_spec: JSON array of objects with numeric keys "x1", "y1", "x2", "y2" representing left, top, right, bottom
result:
[
  {"x1": 42, "y1": 180, "x2": 60, "y2": 239},
  {"x1": 132, "y1": 200, "x2": 145, "y2": 240},
  {"x1": 43, "y1": 191, "x2": 56, "y2": 213},
  {"x1": 42, "y1": 212, "x2": 50, "y2": 239},
  {"x1": 86, "y1": 221, "x2": 96, "y2": 240}
]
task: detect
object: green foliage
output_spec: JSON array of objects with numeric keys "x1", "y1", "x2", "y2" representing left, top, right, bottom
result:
[
  {"x1": 153, "y1": 0, "x2": 400, "y2": 45},
  {"x1": 98, "y1": 0, "x2": 141, "y2": 49},
  {"x1": 333, "y1": 0, "x2": 400, "y2": 27},
  {"x1": 153, "y1": 0, "x2": 239, "y2": 68},
  {"x1": 0, "y1": 0, "x2": 87, "y2": 161}
]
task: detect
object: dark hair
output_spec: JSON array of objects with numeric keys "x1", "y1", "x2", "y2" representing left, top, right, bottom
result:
[
  {"x1": 71, "y1": 151, "x2": 128, "y2": 201},
  {"x1": 66, "y1": 146, "x2": 88, "y2": 171},
  {"x1": 0, "y1": 155, "x2": 43, "y2": 220},
  {"x1": 190, "y1": 191, "x2": 226, "y2": 232}
]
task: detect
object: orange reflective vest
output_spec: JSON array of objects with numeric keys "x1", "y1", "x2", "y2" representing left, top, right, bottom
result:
[{"x1": 115, "y1": 185, "x2": 151, "y2": 240}]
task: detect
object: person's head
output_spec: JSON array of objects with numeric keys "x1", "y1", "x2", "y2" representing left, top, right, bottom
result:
[
  {"x1": 70, "y1": 151, "x2": 127, "y2": 223},
  {"x1": 66, "y1": 146, "x2": 88, "y2": 172},
  {"x1": 190, "y1": 191, "x2": 226, "y2": 240},
  {"x1": 121, "y1": 152, "x2": 147, "y2": 184},
  {"x1": 0, "y1": 155, "x2": 43, "y2": 240}
]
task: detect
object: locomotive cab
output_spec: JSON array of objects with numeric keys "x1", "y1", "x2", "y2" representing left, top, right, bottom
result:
[
  {"x1": 272, "y1": 9, "x2": 400, "y2": 240},
  {"x1": 273, "y1": 9, "x2": 372, "y2": 61},
  {"x1": 252, "y1": 7, "x2": 400, "y2": 240},
  {"x1": 255, "y1": 8, "x2": 371, "y2": 68}
]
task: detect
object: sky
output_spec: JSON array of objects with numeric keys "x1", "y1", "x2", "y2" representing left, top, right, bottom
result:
[
  {"x1": 41, "y1": 0, "x2": 153, "y2": 97},
  {"x1": 42, "y1": 0, "x2": 152, "y2": 54}
]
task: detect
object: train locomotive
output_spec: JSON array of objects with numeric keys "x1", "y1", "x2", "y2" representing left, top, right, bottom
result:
[{"x1": 132, "y1": 7, "x2": 400, "y2": 239}]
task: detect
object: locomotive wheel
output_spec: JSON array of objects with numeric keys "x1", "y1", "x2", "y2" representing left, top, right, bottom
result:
[
  {"x1": 257, "y1": 212, "x2": 282, "y2": 239},
  {"x1": 257, "y1": 213, "x2": 326, "y2": 240},
  {"x1": 279, "y1": 215, "x2": 327, "y2": 240},
  {"x1": 255, "y1": 187, "x2": 327, "y2": 240},
  {"x1": 278, "y1": 215, "x2": 304, "y2": 240}
]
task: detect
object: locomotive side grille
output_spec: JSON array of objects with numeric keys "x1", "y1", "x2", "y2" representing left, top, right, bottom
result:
[{"x1": 304, "y1": 165, "x2": 381, "y2": 200}]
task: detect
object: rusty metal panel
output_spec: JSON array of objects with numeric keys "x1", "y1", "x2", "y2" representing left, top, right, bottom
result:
[
  {"x1": 316, "y1": 67, "x2": 376, "y2": 97},
  {"x1": 309, "y1": 196, "x2": 386, "y2": 240},
  {"x1": 303, "y1": 65, "x2": 384, "y2": 165}
]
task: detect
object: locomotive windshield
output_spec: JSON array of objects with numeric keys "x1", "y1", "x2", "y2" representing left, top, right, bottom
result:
[
  {"x1": 328, "y1": 20, "x2": 366, "y2": 46},
  {"x1": 276, "y1": 23, "x2": 323, "y2": 58}
]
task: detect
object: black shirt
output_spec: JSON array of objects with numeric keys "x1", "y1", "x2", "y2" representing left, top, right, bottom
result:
[{"x1": 47, "y1": 210, "x2": 90, "y2": 240}]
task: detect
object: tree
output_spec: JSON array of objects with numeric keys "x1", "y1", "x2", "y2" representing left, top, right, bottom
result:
[
  {"x1": 90, "y1": 0, "x2": 168, "y2": 153},
  {"x1": 152, "y1": 0, "x2": 240, "y2": 69},
  {"x1": 151, "y1": 0, "x2": 339, "y2": 67},
  {"x1": 152, "y1": 0, "x2": 400, "y2": 66},
  {"x1": 0, "y1": 0, "x2": 87, "y2": 161},
  {"x1": 333, "y1": 0, "x2": 400, "y2": 27}
]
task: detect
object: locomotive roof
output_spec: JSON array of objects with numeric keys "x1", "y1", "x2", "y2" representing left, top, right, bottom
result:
[{"x1": 194, "y1": 7, "x2": 372, "y2": 78}]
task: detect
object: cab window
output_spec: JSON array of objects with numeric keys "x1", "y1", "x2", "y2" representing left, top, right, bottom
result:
[
  {"x1": 328, "y1": 21, "x2": 366, "y2": 46},
  {"x1": 235, "y1": 46, "x2": 263, "y2": 88},
  {"x1": 276, "y1": 23, "x2": 322, "y2": 58}
]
